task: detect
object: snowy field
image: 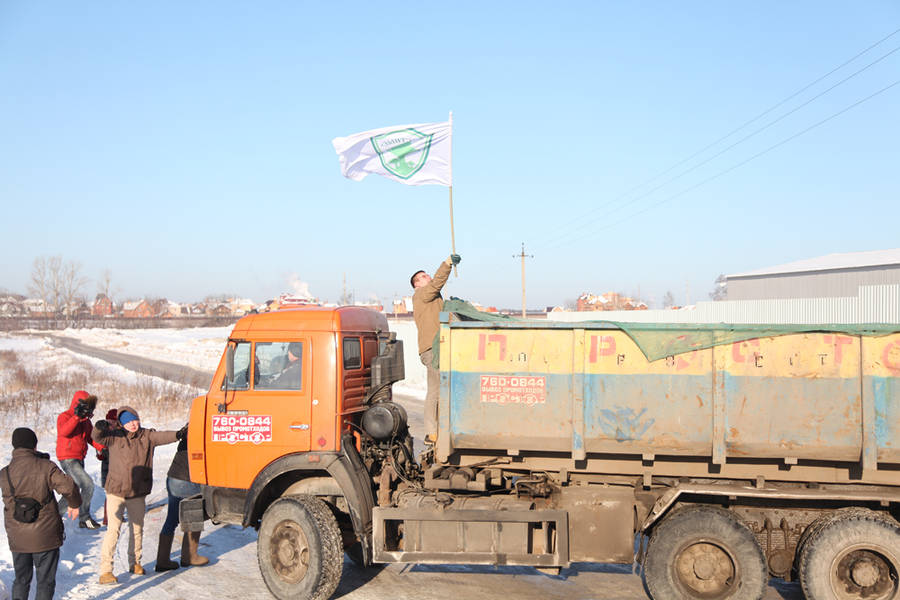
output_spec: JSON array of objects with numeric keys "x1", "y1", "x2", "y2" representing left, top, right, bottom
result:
[{"x1": 0, "y1": 319, "x2": 426, "y2": 599}]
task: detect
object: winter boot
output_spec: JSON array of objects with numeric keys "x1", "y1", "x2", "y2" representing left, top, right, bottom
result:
[
  {"x1": 98, "y1": 572, "x2": 117, "y2": 585},
  {"x1": 155, "y1": 534, "x2": 179, "y2": 572},
  {"x1": 181, "y1": 530, "x2": 209, "y2": 566}
]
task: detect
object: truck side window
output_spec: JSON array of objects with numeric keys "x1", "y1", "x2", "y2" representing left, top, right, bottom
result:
[
  {"x1": 221, "y1": 342, "x2": 251, "y2": 390},
  {"x1": 255, "y1": 342, "x2": 302, "y2": 391},
  {"x1": 343, "y1": 337, "x2": 362, "y2": 370}
]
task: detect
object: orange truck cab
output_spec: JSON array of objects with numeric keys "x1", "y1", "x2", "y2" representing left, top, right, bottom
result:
[{"x1": 182, "y1": 306, "x2": 405, "y2": 597}]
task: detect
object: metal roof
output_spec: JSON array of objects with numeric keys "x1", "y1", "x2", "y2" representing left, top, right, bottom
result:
[{"x1": 728, "y1": 248, "x2": 900, "y2": 279}]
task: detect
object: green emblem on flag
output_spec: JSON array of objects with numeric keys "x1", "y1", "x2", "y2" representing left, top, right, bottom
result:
[{"x1": 370, "y1": 128, "x2": 433, "y2": 179}]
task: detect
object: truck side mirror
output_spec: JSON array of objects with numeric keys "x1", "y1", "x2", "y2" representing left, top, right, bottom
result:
[{"x1": 226, "y1": 345, "x2": 235, "y2": 384}]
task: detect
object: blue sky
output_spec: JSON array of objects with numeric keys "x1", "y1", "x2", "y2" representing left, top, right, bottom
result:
[{"x1": 2, "y1": 2, "x2": 898, "y2": 309}]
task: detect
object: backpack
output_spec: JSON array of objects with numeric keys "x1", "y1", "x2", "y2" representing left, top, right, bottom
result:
[{"x1": 4, "y1": 467, "x2": 47, "y2": 524}]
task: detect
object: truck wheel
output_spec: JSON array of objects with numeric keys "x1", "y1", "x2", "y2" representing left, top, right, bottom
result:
[
  {"x1": 799, "y1": 510, "x2": 900, "y2": 600},
  {"x1": 258, "y1": 495, "x2": 343, "y2": 600},
  {"x1": 644, "y1": 505, "x2": 768, "y2": 600},
  {"x1": 793, "y1": 507, "x2": 873, "y2": 577}
]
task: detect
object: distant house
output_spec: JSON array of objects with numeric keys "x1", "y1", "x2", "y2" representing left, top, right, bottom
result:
[
  {"x1": 24, "y1": 299, "x2": 54, "y2": 318},
  {"x1": 208, "y1": 304, "x2": 232, "y2": 317},
  {"x1": 122, "y1": 299, "x2": 153, "y2": 318},
  {"x1": 228, "y1": 298, "x2": 256, "y2": 316},
  {"x1": 392, "y1": 296, "x2": 413, "y2": 316},
  {"x1": 0, "y1": 294, "x2": 26, "y2": 317},
  {"x1": 149, "y1": 299, "x2": 170, "y2": 317},
  {"x1": 71, "y1": 301, "x2": 91, "y2": 320},
  {"x1": 577, "y1": 292, "x2": 609, "y2": 311},
  {"x1": 273, "y1": 293, "x2": 321, "y2": 310},
  {"x1": 577, "y1": 292, "x2": 647, "y2": 311},
  {"x1": 92, "y1": 294, "x2": 114, "y2": 317},
  {"x1": 189, "y1": 303, "x2": 207, "y2": 316},
  {"x1": 158, "y1": 302, "x2": 186, "y2": 318}
]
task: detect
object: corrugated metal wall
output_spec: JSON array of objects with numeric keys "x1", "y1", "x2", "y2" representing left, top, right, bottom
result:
[
  {"x1": 727, "y1": 265, "x2": 900, "y2": 300},
  {"x1": 551, "y1": 284, "x2": 900, "y2": 324}
]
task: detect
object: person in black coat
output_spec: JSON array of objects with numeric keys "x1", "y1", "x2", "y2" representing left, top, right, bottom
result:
[
  {"x1": 155, "y1": 425, "x2": 208, "y2": 571},
  {"x1": 1, "y1": 428, "x2": 81, "y2": 600}
]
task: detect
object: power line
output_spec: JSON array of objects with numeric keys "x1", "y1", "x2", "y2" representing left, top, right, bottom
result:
[
  {"x1": 545, "y1": 77, "x2": 900, "y2": 250},
  {"x1": 536, "y1": 26, "x2": 900, "y2": 249},
  {"x1": 541, "y1": 43, "x2": 900, "y2": 249}
]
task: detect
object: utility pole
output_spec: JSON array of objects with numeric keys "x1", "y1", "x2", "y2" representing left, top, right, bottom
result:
[{"x1": 514, "y1": 243, "x2": 533, "y2": 318}]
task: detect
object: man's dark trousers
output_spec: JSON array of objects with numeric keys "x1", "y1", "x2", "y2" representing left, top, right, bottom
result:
[{"x1": 12, "y1": 548, "x2": 60, "y2": 600}]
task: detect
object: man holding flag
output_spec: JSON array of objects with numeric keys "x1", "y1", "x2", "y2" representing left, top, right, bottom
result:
[
  {"x1": 409, "y1": 254, "x2": 461, "y2": 443},
  {"x1": 333, "y1": 116, "x2": 460, "y2": 444}
]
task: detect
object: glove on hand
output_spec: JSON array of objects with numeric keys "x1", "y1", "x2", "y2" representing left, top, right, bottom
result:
[
  {"x1": 96, "y1": 449, "x2": 108, "y2": 461},
  {"x1": 74, "y1": 402, "x2": 93, "y2": 418},
  {"x1": 94, "y1": 420, "x2": 110, "y2": 433},
  {"x1": 176, "y1": 425, "x2": 188, "y2": 440},
  {"x1": 450, "y1": 254, "x2": 461, "y2": 266}
]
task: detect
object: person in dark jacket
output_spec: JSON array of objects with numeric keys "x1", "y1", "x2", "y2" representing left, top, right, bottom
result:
[
  {"x1": 92, "y1": 406, "x2": 180, "y2": 584},
  {"x1": 1, "y1": 427, "x2": 81, "y2": 600},
  {"x1": 155, "y1": 426, "x2": 208, "y2": 571},
  {"x1": 56, "y1": 390, "x2": 105, "y2": 529}
]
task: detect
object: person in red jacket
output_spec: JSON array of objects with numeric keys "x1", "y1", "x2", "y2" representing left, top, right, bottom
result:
[{"x1": 56, "y1": 390, "x2": 105, "y2": 529}]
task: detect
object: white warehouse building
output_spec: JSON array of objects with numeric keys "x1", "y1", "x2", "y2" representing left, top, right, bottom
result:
[{"x1": 726, "y1": 248, "x2": 900, "y2": 301}]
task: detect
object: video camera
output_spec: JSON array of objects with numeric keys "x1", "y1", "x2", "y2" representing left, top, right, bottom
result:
[{"x1": 74, "y1": 394, "x2": 98, "y2": 419}]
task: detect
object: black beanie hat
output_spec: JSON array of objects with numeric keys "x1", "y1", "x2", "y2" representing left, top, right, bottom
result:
[{"x1": 12, "y1": 427, "x2": 37, "y2": 450}]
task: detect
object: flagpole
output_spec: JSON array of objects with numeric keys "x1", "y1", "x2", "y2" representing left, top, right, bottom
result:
[{"x1": 449, "y1": 110, "x2": 457, "y2": 277}]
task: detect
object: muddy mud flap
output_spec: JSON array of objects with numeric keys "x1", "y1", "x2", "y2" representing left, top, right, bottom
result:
[
  {"x1": 372, "y1": 507, "x2": 569, "y2": 567},
  {"x1": 179, "y1": 494, "x2": 207, "y2": 532}
]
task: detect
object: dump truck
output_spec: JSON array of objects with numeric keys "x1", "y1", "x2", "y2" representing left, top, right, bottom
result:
[{"x1": 181, "y1": 303, "x2": 900, "y2": 600}]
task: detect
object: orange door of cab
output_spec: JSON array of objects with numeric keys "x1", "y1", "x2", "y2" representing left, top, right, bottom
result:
[{"x1": 204, "y1": 339, "x2": 312, "y2": 489}]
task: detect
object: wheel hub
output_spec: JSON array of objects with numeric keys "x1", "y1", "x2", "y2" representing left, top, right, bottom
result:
[
  {"x1": 675, "y1": 542, "x2": 736, "y2": 597},
  {"x1": 850, "y1": 559, "x2": 879, "y2": 588},
  {"x1": 833, "y1": 549, "x2": 894, "y2": 600},
  {"x1": 270, "y1": 520, "x2": 310, "y2": 584}
]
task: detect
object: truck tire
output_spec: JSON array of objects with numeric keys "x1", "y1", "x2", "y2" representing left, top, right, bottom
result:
[
  {"x1": 793, "y1": 507, "x2": 873, "y2": 577},
  {"x1": 644, "y1": 505, "x2": 768, "y2": 600},
  {"x1": 798, "y1": 509, "x2": 900, "y2": 600},
  {"x1": 257, "y1": 495, "x2": 343, "y2": 600}
]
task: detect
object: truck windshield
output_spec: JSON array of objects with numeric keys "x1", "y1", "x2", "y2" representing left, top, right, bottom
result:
[{"x1": 255, "y1": 342, "x2": 302, "y2": 391}]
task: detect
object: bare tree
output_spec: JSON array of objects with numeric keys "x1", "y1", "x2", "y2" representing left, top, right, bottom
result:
[
  {"x1": 709, "y1": 274, "x2": 727, "y2": 301},
  {"x1": 28, "y1": 256, "x2": 58, "y2": 315},
  {"x1": 59, "y1": 260, "x2": 89, "y2": 318},
  {"x1": 28, "y1": 255, "x2": 88, "y2": 318}
]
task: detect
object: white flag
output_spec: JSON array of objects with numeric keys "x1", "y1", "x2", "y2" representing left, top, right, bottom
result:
[{"x1": 332, "y1": 121, "x2": 451, "y2": 186}]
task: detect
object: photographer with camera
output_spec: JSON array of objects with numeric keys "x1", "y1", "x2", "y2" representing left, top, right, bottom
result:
[{"x1": 56, "y1": 390, "x2": 105, "y2": 529}]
